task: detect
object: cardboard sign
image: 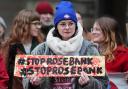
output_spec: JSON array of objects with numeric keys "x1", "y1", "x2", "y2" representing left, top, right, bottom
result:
[{"x1": 14, "y1": 55, "x2": 105, "y2": 77}]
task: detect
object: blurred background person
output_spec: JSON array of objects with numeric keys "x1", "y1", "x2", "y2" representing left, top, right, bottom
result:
[
  {"x1": 0, "y1": 17, "x2": 9, "y2": 89},
  {"x1": 76, "y1": 12, "x2": 83, "y2": 26},
  {"x1": 0, "y1": 16, "x2": 7, "y2": 46},
  {"x1": 76, "y1": 12, "x2": 93, "y2": 41},
  {"x1": 1, "y1": 9, "x2": 44, "y2": 89},
  {"x1": 91, "y1": 16, "x2": 128, "y2": 89},
  {"x1": 35, "y1": 1, "x2": 54, "y2": 40}
]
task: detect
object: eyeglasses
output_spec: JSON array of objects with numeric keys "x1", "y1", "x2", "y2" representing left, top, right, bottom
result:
[
  {"x1": 90, "y1": 28, "x2": 101, "y2": 32},
  {"x1": 31, "y1": 21, "x2": 42, "y2": 26}
]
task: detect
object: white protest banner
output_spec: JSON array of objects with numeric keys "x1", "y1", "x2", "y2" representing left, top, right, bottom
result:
[{"x1": 14, "y1": 55, "x2": 105, "y2": 77}]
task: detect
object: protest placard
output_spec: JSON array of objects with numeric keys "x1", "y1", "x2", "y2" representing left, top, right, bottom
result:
[{"x1": 14, "y1": 55, "x2": 105, "y2": 77}]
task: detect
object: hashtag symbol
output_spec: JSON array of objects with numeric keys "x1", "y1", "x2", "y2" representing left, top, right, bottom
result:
[
  {"x1": 20, "y1": 68, "x2": 27, "y2": 77},
  {"x1": 18, "y1": 58, "x2": 25, "y2": 65}
]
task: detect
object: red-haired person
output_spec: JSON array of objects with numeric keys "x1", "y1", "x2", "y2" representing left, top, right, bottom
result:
[
  {"x1": 91, "y1": 17, "x2": 128, "y2": 89},
  {"x1": 2, "y1": 9, "x2": 44, "y2": 89}
]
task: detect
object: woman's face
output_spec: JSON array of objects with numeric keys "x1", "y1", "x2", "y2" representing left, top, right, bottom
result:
[
  {"x1": 91, "y1": 22, "x2": 105, "y2": 43},
  {"x1": 57, "y1": 20, "x2": 76, "y2": 40},
  {"x1": 30, "y1": 20, "x2": 41, "y2": 37},
  {"x1": 0, "y1": 25, "x2": 5, "y2": 37}
]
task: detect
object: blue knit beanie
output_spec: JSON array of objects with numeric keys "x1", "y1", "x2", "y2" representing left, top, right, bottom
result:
[{"x1": 54, "y1": 0, "x2": 77, "y2": 26}]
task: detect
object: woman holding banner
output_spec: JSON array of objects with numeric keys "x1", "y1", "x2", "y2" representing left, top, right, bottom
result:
[
  {"x1": 91, "y1": 17, "x2": 128, "y2": 89},
  {"x1": 2, "y1": 9, "x2": 44, "y2": 89},
  {"x1": 28, "y1": 0, "x2": 109, "y2": 89}
]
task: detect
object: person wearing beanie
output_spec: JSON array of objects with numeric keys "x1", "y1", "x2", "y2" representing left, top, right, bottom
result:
[
  {"x1": 35, "y1": 1, "x2": 54, "y2": 40},
  {"x1": 25, "y1": 0, "x2": 109, "y2": 89}
]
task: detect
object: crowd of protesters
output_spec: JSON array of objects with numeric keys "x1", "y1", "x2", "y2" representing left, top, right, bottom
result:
[{"x1": 0, "y1": 0, "x2": 128, "y2": 89}]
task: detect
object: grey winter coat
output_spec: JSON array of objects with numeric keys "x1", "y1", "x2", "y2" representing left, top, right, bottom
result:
[{"x1": 28, "y1": 40, "x2": 109, "y2": 89}]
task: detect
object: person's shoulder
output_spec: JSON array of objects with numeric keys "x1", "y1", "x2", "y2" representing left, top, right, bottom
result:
[
  {"x1": 36, "y1": 42, "x2": 46, "y2": 48},
  {"x1": 82, "y1": 40, "x2": 98, "y2": 48},
  {"x1": 82, "y1": 40, "x2": 91, "y2": 47},
  {"x1": 31, "y1": 42, "x2": 47, "y2": 55},
  {"x1": 115, "y1": 45, "x2": 128, "y2": 55},
  {"x1": 80, "y1": 40, "x2": 99, "y2": 55}
]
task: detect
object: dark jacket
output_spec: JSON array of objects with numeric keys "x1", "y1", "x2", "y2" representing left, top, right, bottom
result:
[{"x1": 7, "y1": 38, "x2": 39, "y2": 89}]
